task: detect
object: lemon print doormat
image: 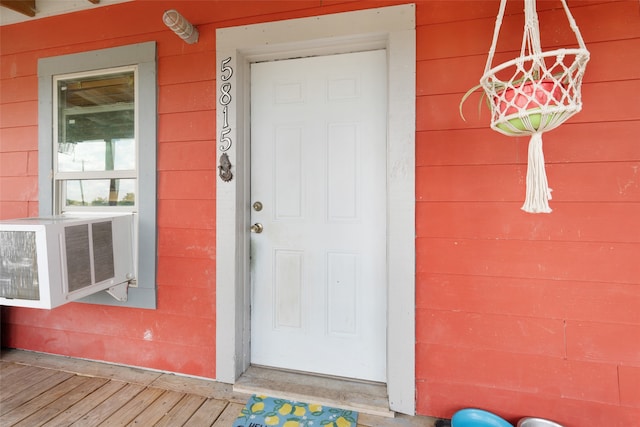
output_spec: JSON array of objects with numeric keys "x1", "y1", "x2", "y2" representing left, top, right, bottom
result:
[{"x1": 234, "y1": 394, "x2": 358, "y2": 427}]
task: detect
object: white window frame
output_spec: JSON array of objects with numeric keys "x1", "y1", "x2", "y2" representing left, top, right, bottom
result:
[
  {"x1": 38, "y1": 42, "x2": 157, "y2": 309},
  {"x1": 53, "y1": 65, "x2": 138, "y2": 215}
]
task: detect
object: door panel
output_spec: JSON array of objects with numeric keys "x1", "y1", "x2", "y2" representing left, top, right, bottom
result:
[{"x1": 250, "y1": 50, "x2": 387, "y2": 382}]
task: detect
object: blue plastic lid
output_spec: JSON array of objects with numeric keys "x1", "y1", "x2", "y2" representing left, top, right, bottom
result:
[{"x1": 452, "y1": 408, "x2": 514, "y2": 427}]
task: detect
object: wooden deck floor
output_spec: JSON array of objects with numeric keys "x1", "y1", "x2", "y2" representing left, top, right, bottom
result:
[{"x1": 0, "y1": 349, "x2": 437, "y2": 427}]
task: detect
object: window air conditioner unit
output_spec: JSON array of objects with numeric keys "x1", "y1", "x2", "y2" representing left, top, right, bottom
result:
[{"x1": 0, "y1": 215, "x2": 134, "y2": 309}]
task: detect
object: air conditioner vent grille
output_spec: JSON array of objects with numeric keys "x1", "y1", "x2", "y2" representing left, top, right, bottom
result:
[
  {"x1": 0, "y1": 230, "x2": 40, "y2": 300},
  {"x1": 65, "y1": 224, "x2": 92, "y2": 292},
  {"x1": 92, "y1": 221, "x2": 115, "y2": 283}
]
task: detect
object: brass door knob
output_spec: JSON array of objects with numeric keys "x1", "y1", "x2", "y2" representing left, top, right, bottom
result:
[{"x1": 250, "y1": 223, "x2": 263, "y2": 233}]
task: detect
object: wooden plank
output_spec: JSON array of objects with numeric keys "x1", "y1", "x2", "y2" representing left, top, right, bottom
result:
[
  {"x1": 41, "y1": 379, "x2": 128, "y2": 426},
  {"x1": 157, "y1": 140, "x2": 216, "y2": 172},
  {"x1": 13, "y1": 377, "x2": 108, "y2": 426},
  {"x1": 582, "y1": 38, "x2": 640, "y2": 82},
  {"x1": 566, "y1": 321, "x2": 640, "y2": 365},
  {"x1": 97, "y1": 387, "x2": 165, "y2": 425},
  {"x1": 125, "y1": 389, "x2": 185, "y2": 426},
  {"x1": 158, "y1": 51, "x2": 215, "y2": 86},
  {"x1": 211, "y1": 402, "x2": 245, "y2": 427},
  {"x1": 0, "y1": 365, "x2": 56, "y2": 401},
  {"x1": 183, "y1": 398, "x2": 228, "y2": 427},
  {"x1": 579, "y1": 80, "x2": 640, "y2": 123},
  {"x1": 0, "y1": 126, "x2": 38, "y2": 152},
  {"x1": 0, "y1": 200, "x2": 30, "y2": 218},
  {"x1": 158, "y1": 80, "x2": 215, "y2": 114},
  {"x1": 0, "y1": 370, "x2": 74, "y2": 415},
  {"x1": 0, "y1": 375, "x2": 89, "y2": 425},
  {"x1": 0, "y1": 73, "x2": 37, "y2": 104},
  {"x1": 416, "y1": 238, "x2": 640, "y2": 285},
  {"x1": 0, "y1": 99, "x2": 37, "y2": 128},
  {"x1": 160, "y1": 111, "x2": 216, "y2": 142},
  {"x1": 1, "y1": 349, "x2": 162, "y2": 386},
  {"x1": 418, "y1": 344, "x2": 619, "y2": 406},
  {"x1": 150, "y1": 372, "x2": 244, "y2": 401},
  {"x1": 416, "y1": 162, "x2": 640, "y2": 203},
  {"x1": 417, "y1": 122, "x2": 640, "y2": 167},
  {"x1": 0, "y1": 361, "x2": 25, "y2": 373},
  {"x1": 69, "y1": 383, "x2": 144, "y2": 426},
  {"x1": 555, "y1": 160, "x2": 640, "y2": 203},
  {"x1": 417, "y1": 309, "x2": 564, "y2": 357},
  {"x1": 416, "y1": 0, "x2": 522, "y2": 26},
  {"x1": 417, "y1": 273, "x2": 640, "y2": 325},
  {"x1": 416, "y1": 202, "x2": 640, "y2": 243},
  {"x1": 0, "y1": 362, "x2": 47, "y2": 381},
  {"x1": 154, "y1": 394, "x2": 207, "y2": 427},
  {"x1": 155, "y1": 282, "x2": 216, "y2": 319},
  {"x1": 235, "y1": 366, "x2": 392, "y2": 417},
  {"x1": 358, "y1": 411, "x2": 440, "y2": 427}
]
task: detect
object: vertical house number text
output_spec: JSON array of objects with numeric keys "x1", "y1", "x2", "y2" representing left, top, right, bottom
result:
[
  {"x1": 219, "y1": 57, "x2": 233, "y2": 152},
  {"x1": 218, "y1": 57, "x2": 233, "y2": 181}
]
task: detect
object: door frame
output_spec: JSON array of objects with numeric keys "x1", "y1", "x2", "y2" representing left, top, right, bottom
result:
[{"x1": 215, "y1": 4, "x2": 416, "y2": 415}]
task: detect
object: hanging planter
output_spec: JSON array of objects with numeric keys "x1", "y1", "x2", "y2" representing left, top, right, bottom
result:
[
  {"x1": 460, "y1": 74, "x2": 565, "y2": 133},
  {"x1": 461, "y1": 0, "x2": 590, "y2": 213}
]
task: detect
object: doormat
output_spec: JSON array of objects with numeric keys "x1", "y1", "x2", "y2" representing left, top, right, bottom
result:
[{"x1": 233, "y1": 394, "x2": 358, "y2": 427}]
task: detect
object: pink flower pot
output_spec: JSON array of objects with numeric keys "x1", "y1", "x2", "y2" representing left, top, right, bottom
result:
[
  {"x1": 498, "y1": 80, "x2": 563, "y2": 115},
  {"x1": 495, "y1": 80, "x2": 564, "y2": 132}
]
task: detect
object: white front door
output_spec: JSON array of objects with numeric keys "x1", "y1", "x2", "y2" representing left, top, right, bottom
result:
[{"x1": 249, "y1": 50, "x2": 388, "y2": 382}]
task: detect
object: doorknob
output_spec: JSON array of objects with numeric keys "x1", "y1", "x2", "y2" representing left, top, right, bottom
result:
[{"x1": 250, "y1": 223, "x2": 264, "y2": 233}]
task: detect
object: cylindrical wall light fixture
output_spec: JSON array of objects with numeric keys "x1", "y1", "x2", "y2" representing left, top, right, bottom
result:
[{"x1": 162, "y1": 9, "x2": 199, "y2": 44}]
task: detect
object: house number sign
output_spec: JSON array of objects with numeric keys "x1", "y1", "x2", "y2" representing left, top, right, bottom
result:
[{"x1": 218, "y1": 57, "x2": 233, "y2": 182}]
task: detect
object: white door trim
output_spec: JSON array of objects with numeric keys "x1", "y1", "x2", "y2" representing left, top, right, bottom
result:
[{"x1": 215, "y1": 4, "x2": 416, "y2": 415}]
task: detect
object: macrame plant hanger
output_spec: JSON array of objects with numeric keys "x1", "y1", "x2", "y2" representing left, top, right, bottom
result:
[{"x1": 480, "y1": 0, "x2": 590, "y2": 213}]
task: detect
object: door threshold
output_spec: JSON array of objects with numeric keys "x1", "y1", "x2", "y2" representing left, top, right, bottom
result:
[{"x1": 233, "y1": 365, "x2": 394, "y2": 418}]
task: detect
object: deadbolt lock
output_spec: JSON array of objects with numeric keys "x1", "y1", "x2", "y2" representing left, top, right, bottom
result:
[{"x1": 252, "y1": 201, "x2": 263, "y2": 211}]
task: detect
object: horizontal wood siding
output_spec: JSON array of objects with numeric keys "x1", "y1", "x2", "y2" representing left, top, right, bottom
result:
[
  {"x1": 415, "y1": 0, "x2": 640, "y2": 426},
  {"x1": 1, "y1": 0, "x2": 639, "y2": 425}
]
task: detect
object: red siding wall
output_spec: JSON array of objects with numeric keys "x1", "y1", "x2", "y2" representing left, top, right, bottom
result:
[
  {"x1": 1, "y1": 1, "x2": 638, "y2": 425},
  {"x1": 415, "y1": 0, "x2": 640, "y2": 425}
]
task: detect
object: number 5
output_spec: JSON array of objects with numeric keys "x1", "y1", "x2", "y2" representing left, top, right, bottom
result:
[
  {"x1": 221, "y1": 57, "x2": 233, "y2": 81},
  {"x1": 219, "y1": 128, "x2": 232, "y2": 152}
]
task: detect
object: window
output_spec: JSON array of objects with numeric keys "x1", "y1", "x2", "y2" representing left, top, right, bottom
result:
[
  {"x1": 55, "y1": 68, "x2": 137, "y2": 212},
  {"x1": 38, "y1": 42, "x2": 157, "y2": 308}
]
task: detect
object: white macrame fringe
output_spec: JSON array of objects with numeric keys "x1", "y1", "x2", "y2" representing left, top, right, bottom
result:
[{"x1": 522, "y1": 133, "x2": 552, "y2": 213}]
